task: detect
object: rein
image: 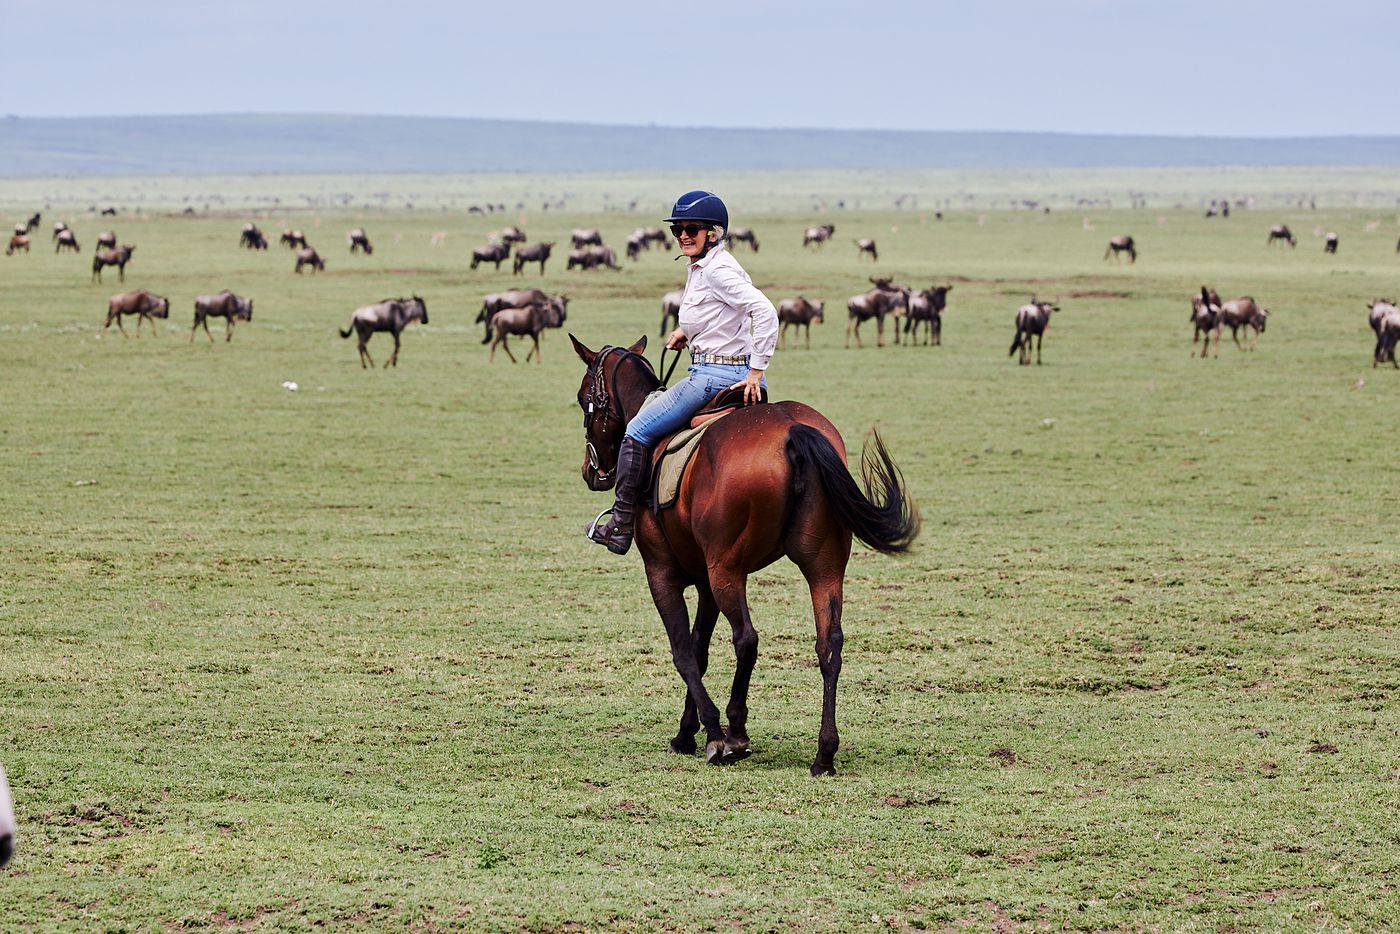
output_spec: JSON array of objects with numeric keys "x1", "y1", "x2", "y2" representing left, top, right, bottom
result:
[{"x1": 583, "y1": 346, "x2": 659, "y2": 477}]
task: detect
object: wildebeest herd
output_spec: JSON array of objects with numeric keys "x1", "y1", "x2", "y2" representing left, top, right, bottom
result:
[{"x1": 8, "y1": 210, "x2": 1399, "y2": 369}]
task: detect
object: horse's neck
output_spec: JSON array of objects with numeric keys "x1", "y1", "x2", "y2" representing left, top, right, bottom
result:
[{"x1": 615, "y1": 359, "x2": 658, "y2": 422}]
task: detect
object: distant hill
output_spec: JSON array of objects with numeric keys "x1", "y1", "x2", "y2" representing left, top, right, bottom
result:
[{"x1": 3, "y1": 115, "x2": 1400, "y2": 176}]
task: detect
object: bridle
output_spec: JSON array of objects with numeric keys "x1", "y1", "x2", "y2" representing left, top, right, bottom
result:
[{"x1": 581, "y1": 346, "x2": 659, "y2": 478}]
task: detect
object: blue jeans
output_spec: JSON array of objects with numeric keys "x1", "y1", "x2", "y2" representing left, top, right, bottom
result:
[{"x1": 625, "y1": 363, "x2": 765, "y2": 447}]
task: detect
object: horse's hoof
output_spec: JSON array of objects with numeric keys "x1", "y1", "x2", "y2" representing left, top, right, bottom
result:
[
  {"x1": 809, "y1": 761, "x2": 836, "y2": 778},
  {"x1": 669, "y1": 737, "x2": 697, "y2": 756},
  {"x1": 722, "y1": 736, "x2": 751, "y2": 762},
  {"x1": 705, "y1": 740, "x2": 726, "y2": 765}
]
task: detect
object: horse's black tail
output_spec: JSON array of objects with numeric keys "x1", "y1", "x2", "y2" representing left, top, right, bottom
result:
[{"x1": 785, "y1": 424, "x2": 919, "y2": 554}]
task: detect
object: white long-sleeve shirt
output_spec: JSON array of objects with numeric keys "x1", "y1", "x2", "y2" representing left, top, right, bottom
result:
[{"x1": 678, "y1": 244, "x2": 779, "y2": 371}]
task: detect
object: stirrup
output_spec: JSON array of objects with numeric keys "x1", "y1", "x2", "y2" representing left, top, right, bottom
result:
[{"x1": 585, "y1": 507, "x2": 615, "y2": 540}]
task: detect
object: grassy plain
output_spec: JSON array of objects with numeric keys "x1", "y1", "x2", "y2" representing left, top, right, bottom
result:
[{"x1": 1, "y1": 180, "x2": 1398, "y2": 931}]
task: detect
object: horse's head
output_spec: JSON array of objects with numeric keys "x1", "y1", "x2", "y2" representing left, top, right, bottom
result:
[{"x1": 571, "y1": 333, "x2": 650, "y2": 491}]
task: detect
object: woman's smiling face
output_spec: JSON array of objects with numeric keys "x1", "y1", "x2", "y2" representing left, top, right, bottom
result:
[{"x1": 672, "y1": 223, "x2": 713, "y2": 258}]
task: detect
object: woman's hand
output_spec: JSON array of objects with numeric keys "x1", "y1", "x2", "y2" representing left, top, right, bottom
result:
[
  {"x1": 665, "y1": 328, "x2": 688, "y2": 350},
  {"x1": 728, "y1": 368, "x2": 764, "y2": 405}
]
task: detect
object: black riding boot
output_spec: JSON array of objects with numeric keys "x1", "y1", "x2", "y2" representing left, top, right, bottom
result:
[{"x1": 588, "y1": 437, "x2": 650, "y2": 555}]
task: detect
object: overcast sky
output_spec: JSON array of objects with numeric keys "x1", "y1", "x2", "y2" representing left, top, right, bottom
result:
[{"x1": 2, "y1": 0, "x2": 1392, "y2": 137}]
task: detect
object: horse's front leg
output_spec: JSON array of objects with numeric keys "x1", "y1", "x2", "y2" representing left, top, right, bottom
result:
[
  {"x1": 645, "y1": 565, "x2": 725, "y2": 758},
  {"x1": 671, "y1": 585, "x2": 719, "y2": 756},
  {"x1": 710, "y1": 570, "x2": 758, "y2": 762}
]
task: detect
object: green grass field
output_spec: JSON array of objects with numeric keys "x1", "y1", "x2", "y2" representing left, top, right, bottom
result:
[{"x1": 1, "y1": 180, "x2": 1398, "y2": 931}]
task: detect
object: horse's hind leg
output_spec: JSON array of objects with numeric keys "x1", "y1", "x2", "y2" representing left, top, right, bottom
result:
[
  {"x1": 793, "y1": 542, "x2": 849, "y2": 777},
  {"x1": 708, "y1": 570, "x2": 758, "y2": 761},
  {"x1": 671, "y1": 586, "x2": 719, "y2": 756}
]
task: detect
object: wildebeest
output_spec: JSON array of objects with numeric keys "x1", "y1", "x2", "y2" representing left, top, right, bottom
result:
[
  {"x1": 1104, "y1": 235, "x2": 1136, "y2": 263},
  {"x1": 803, "y1": 223, "x2": 835, "y2": 248},
  {"x1": 12, "y1": 223, "x2": 24, "y2": 237},
  {"x1": 1368, "y1": 300, "x2": 1398, "y2": 364},
  {"x1": 905, "y1": 285, "x2": 952, "y2": 345},
  {"x1": 570, "y1": 228, "x2": 603, "y2": 248},
  {"x1": 347, "y1": 228, "x2": 373, "y2": 255},
  {"x1": 500, "y1": 226, "x2": 527, "y2": 246},
  {"x1": 1374, "y1": 305, "x2": 1400, "y2": 368},
  {"x1": 1009, "y1": 299, "x2": 1058, "y2": 365},
  {"x1": 1191, "y1": 286, "x2": 1222, "y2": 357},
  {"x1": 660, "y1": 289, "x2": 682, "y2": 336},
  {"x1": 100, "y1": 207, "x2": 117, "y2": 216},
  {"x1": 294, "y1": 247, "x2": 324, "y2": 273},
  {"x1": 471, "y1": 241, "x2": 511, "y2": 270},
  {"x1": 846, "y1": 284, "x2": 907, "y2": 348},
  {"x1": 55, "y1": 229, "x2": 79, "y2": 253},
  {"x1": 96, "y1": 231, "x2": 116, "y2": 250},
  {"x1": 1215, "y1": 296, "x2": 1269, "y2": 350},
  {"x1": 1324, "y1": 232, "x2": 1338, "y2": 254},
  {"x1": 192, "y1": 290, "x2": 254, "y2": 342},
  {"x1": 855, "y1": 238, "x2": 878, "y2": 261},
  {"x1": 52, "y1": 221, "x2": 68, "y2": 241},
  {"x1": 339, "y1": 296, "x2": 429, "y2": 368},
  {"x1": 1, "y1": 763, "x2": 13, "y2": 869},
  {"x1": 102, "y1": 289, "x2": 170, "y2": 336},
  {"x1": 5, "y1": 234, "x2": 28, "y2": 255},
  {"x1": 91, "y1": 245, "x2": 135, "y2": 283},
  {"x1": 568, "y1": 245, "x2": 619, "y2": 271},
  {"x1": 777, "y1": 297, "x2": 824, "y2": 349},
  {"x1": 1267, "y1": 225, "x2": 1296, "y2": 248},
  {"x1": 725, "y1": 227, "x2": 759, "y2": 252},
  {"x1": 280, "y1": 229, "x2": 308, "y2": 249},
  {"x1": 484, "y1": 303, "x2": 561, "y2": 363},
  {"x1": 635, "y1": 227, "x2": 670, "y2": 250},
  {"x1": 24, "y1": 211, "x2": 40, "y2": 232},
  {"x1": 478, "y1": 289, "x2": 567, "y2": 341},
  {"x1": 625, "y1": 233, "x2": 648, "y2": 261},
  {"x1": 512, "y1": 242, "x2": 554, "y2": 276},
  {"x1": 239, "y1": 223, "x2": 268, "y2": 250}
]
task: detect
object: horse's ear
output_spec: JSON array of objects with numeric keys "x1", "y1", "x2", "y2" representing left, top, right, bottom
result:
[
  {"x1": 628, "y1": 335, "x2": 648, "y2": 355},
  {"x1": 569, "y1": 333, "x2": 596, "y2": 365}
]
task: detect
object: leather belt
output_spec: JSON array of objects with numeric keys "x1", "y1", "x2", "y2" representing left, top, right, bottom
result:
[{"x1": 691, "y1": 351, "x2": 749, "y2": 366}]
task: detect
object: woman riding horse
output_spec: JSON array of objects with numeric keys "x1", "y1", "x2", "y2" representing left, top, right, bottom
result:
[{"x1": 587, "y1": 190, "x2": 778, "y2": 555}]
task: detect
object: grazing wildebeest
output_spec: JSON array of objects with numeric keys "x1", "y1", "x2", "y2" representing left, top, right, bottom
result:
[
  {"x1": 1267, "y1": 225, "x2": 1296, "y2": 248},
  {"x1": 1324, "y1": 232, "x2": 1338, "y2": 254},
  {"x1": 845, "y1": 285, "x2": 907, "y2": 348},
  {"x1": 1, "y1": 763, "x2": 13, "y2": 869},
  {"x1": 280, "y1": 229, "x2": 308, "y2": 249},
  {"x1": 191, "y1": 290, "x2": 254, "y2": 342},
  {"x1": 855, "y1": 238, "x2": 878, "y2": 261},
  {"x1": 5, "y1": 234, "x2": 28, "y2": 255},
  {"x1": 568, "y1": 245, "x2": 619, "y2": 271},
  {"x1": 294, "y1": 247, "x2": 324, "y2": 273},
  {"x1": 101, "y1": 207, "x2": 117, "y2": 216},
  {"x1": 1368, "y1": 299, "x2": 1398, "y2": 363},
  {"x1": 1191, "y1": 286, "x2": 1221, "y2": 358},
  {"x1": 625, "y1": 233, "x2": 648, "y2": 261},
  {"x1": 725, "y1": 227, "x2": 759, "y2": 252},
  {"x1": 484, "y1": 304, "x2": 557, "y2": 363},
  {"x1": 500, "y1": 226, "x2": 527, "y2": 246},
  {"x1": 637, "y1": 226, "x2": 670, "y2": 250},
  {"x1": 91, "y1": 245, "x2": 135, "y2": 283},
  {"x1": 905, "y1": 285, "x2": 952, "y2": 345},
  {"x1": 471, "y1": 241, "x2": 511, "y2": 270},
  {"x1": 513, "y1": 241, "x2": 554, "y2": 276},
  {"x1": 1374, "y1": 305, "x2": 1400, "y2": 368},
  {"x1": 240, "y1": 223, "x2": 268, "y2": 250},
  {"x1": 102, "y1": 289, "x2": 170, "y2": 336},
  {"x1": 570, "y1": 227, "x2": 603, "y2": 248},
  {"x1": 1104, "y1": 234, "x2": 1136, "y2": 263},
  {"x1": 777, "y1": 297, "x2": 824, "y2": 349},
  {"x1": 1009, "y1": 299, "x2": 1058, "y2": 365},
  {"x1": 1215, "y1": 296, "x2": 1269, "y2": 350},
  {"x1": 55, "y1": 229, "x2": 80, "y2": 253},
  {"x1": 803, "y1": 223, "x2": 835, "y2": 248},
  {"x1": 347, "y1": 228, "x2": 373, "y2": 255},
  {"x1": 339, "y1": 296, "x2": 429, "y2": 368},
  {"x1": 570, "y1": 335, "x2": 919, "y2": 774},
  {"x1": 96, "y1": 231, "x2": 116, "y2": 250},
  {"x1": 660, "y1": 289, "x2": 682, "y2": 336},
  {"x1": 52, "y1": 221, "x2": 68, "y2": 241},
  {"x1": 25, "y1": 211, "x2": 40, "y2": 232}
]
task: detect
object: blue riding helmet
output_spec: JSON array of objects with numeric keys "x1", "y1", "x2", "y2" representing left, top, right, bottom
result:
[{"x1": 665, "y1": 190, "x2": 728, "y2": 230}]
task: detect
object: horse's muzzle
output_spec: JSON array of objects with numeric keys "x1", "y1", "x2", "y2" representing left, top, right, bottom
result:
[{"x1": 583, "y1": 443, "x2": 616, "y2": 491}]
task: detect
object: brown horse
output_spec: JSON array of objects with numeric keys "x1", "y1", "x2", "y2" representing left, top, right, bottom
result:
[
  {"x1": 570, "y1": 335, "x2": 919, "y2": 775},
  {"x1": 91, "y1": 245, "x2": 134, "y2": 282}
]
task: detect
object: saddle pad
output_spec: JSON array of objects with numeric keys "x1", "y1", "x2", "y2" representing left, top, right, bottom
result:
[{"x1": 652, "y1": 410, "x2": 734, "y2": 512}]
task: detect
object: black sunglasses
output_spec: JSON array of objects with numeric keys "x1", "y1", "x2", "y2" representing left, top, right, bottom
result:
[{"x1": 670, "y1": 224, "x2": 709, "y2": 238}]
